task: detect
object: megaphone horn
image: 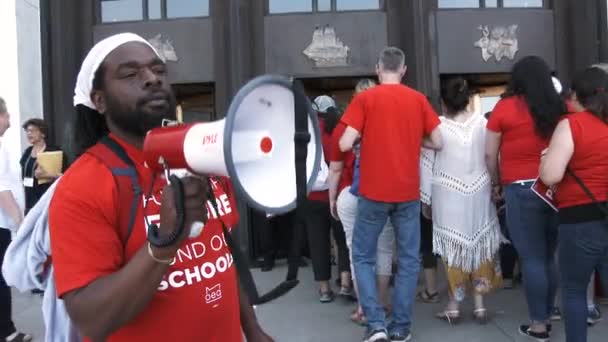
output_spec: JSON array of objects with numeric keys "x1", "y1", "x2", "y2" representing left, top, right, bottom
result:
[{"x1": 143, "y1": 75, "x2": 322, "y2": 215}]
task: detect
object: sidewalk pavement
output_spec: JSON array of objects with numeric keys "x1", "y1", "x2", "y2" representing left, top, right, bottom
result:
[{"x1": 11, "y1": 262, "x2": 608, "y2": 341}]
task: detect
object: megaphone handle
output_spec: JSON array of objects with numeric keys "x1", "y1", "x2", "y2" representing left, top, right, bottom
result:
[{"x1": 147, "y1": 174, "x2": 186, "y2": 248}]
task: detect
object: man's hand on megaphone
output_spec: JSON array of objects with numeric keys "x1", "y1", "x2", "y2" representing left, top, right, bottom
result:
[{"x1": 154, "y1": 176, "x2": 209, "y2": 258}]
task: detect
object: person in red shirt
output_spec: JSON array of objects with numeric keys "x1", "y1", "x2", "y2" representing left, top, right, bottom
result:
[
  {"x1": 48, "y1": 33, "x2": 272, "y2": 342},
  {"x1": 485, "y1": 55, "x2": 567, "y2": 341},
  {"x1": 329, "y1": 79, "x2": 396, "y2": 326},
  {"x1": 339, "y1": 47, "x2": 442, "y2": 342},
  {"x1": 540, "y1": 66, "x2": 608, "y2": 342}
]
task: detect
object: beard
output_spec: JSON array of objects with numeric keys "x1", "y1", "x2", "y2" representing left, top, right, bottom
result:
[{"x1": 105, "y1": 91, "x2": 177, "y2": 138}]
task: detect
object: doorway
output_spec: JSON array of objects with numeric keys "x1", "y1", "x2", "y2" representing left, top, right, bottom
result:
[
  {"x1": 299, "y1": 75, "x2": 377, "y2": 110},
  {"x1": 172, "y1": 83, "x2": 215, "y2": 123}
]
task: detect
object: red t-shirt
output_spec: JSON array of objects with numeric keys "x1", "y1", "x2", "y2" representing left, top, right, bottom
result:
[
  {"x1": 341, "y1": 84, "x2": 440, "y2": 202},
  {"x1": 49, "y1": 135, "x2": 242, "y2": 342},
  {"x1": 329, "y1": 122, "x2": 355, "y2": 194},
  {"x1": 308, "y1": 117, "x2": 331, "y2": 202},
  {"x1": 556, "y1": 112, "x2": 608, "y2": 208},
  {"x1": 487, "y1": 96, "x2": 550, "y2": 184}
]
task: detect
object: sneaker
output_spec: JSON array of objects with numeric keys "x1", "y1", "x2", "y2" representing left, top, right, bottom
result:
[
  {"x1": 4, "y1": 332, "x2": 33, "y2": 342},
  {"x1": 550, "y1": 307, "x2": 562, "y2": 321},
  {"x1": 390, "y1": 332, "x2": 412, "y2": 342},
  {"x1": 588, "y1": 306, "x2": 602, "y2": 326},
  {"x1": 518, "y1": 325, "x2": 550, "y2": 342},
  {"x1": 319, "y1": 290, "x2": 335, "y2": 303},
  {"x1": 364, "y1": 329, "x2": 389, "y2": 342}
]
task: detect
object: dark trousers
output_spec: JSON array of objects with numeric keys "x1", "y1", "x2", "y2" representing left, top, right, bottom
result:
[
  {"x1": 331, "y1": 218, "x2": 351, "y2": 274},
  {"x1": 0, "y1": 229, "x2": 16, "y2": 338},
  {"x1": 259, "y1": 212, "x2": 294, "y2": 263},
  {"x1": 420, "y1": 214, "x2": 437, "y2": 269},
  {"x1": 559, "y1": 221, "x2": 608, "y2": 342},
  {"x1": 295, "y1": 200, "x2": 332, "y2": 281}
]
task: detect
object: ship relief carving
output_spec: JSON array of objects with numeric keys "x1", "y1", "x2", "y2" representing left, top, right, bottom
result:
[
  {"x1": 148, "y1": 34, "x2": 178, "y2": 62},
  {"x1": 303, "y1": 25, "x2": 350, "y2": 67}
]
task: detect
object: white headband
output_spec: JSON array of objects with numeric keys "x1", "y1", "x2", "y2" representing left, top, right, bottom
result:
[{"x1": 73, "y1": 32, "x2": 160, "y2": 110}]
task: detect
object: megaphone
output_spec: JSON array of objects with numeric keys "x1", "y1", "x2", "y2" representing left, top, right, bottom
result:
[
  {"x1": 142, "y1": 75, "x2": 320, "y2": 305},
  {"x1": 143, "y1": 74, "x2": 322, "y2": 213}
]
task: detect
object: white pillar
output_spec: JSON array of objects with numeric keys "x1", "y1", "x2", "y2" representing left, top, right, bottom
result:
[
  {"x1": 0, "y1": 0, "x2": 43, "y2": 165},
  {"x1": 15, "y1": 0, "x2": 43, "y2": 150},
  {"x1": 0, "y1": 0, "x2": 22, "y2": 165}
]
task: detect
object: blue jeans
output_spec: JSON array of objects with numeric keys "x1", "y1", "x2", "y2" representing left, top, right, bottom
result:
[
  {"x1": 505, "y1": 183, "x2": 559, "y2": 323},
  {"x1": 352, "y1": 197, "x2": 420, "y2": 335},
  {"x1": 559, "y1": 221, "x2": 608, "y2": 342}
]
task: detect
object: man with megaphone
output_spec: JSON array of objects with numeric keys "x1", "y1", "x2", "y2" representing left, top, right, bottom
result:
[{"x1": 47, "y1": 33, "x2": 275, "y2": 342}]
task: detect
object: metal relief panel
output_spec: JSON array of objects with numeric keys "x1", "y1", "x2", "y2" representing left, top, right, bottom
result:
[
  {"x1": 264, "y1": 12, "x2": 388, "y2": 77},
  {"x1": 94, "y1": 19, "x2": 214, "y2": 83},
  {"x1": 436, "y1": 9, "x2": 555, "y2": 74}
]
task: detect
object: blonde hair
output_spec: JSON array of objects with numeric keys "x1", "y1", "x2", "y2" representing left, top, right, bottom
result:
[{"x1": 355, "y1": 78, "x2": 376, "y2": 93}]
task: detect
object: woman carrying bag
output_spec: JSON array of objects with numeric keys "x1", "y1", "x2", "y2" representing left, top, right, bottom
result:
[{"x1": 540, "y1": 66, "x2": 608, "y2": 342}]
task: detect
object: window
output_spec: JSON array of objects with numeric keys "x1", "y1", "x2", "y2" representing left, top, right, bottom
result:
[
  {"x1": 268, "y1": 0, "x2": 381, "y2": 14},
  {"x1": 336, "y1": 0, "x2": 379, "y2": 11},
  {"x1": 438, "y1": 0, "x2": 480, "y2": 8},
  {"x1": 438, "y1": 0, "x2": 543, "y2": 8},
  {"x1": 502, "y1": 0, "x2": 543, "y2": 7},
  {"x1": 166, "y1": 0, "x2": 209, "y2": 18},
  {"x1": 101, "y1": 0, "x2": 143, "y2": 23},
  {"x1": 99, "y1": 0, "x2": 209, "y2": 23},
  {"x1": 269, "y1": 0, "x2": 312, "y2": 13},
  {"x1": 318, "y1": 0, "x2": 331, "y2": 11},
  {"x1": 148, "y1": 0, "x2": 161, "y2": 19}
]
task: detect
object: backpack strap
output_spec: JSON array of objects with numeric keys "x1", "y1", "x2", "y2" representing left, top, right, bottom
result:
[{"x1": 86, "y1": 136, "x2": 142, "y2": 245}]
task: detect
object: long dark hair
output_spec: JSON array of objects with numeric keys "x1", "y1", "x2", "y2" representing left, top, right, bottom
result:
[
  {"x1": 72, "y1": 65, "x2": 109, "y2": 158},
  {"x1": 440, "y1": 76, "x2": 470, "y2": 116},
  {"x1": 572, "y1": 67, "x2": 608, "y2": 123},
  {"x1": 503, "y1": 56, "x2": 566, "y2": 138}
]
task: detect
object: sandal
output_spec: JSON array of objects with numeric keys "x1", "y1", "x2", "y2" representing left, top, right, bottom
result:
[
  {"x1": 350, "y1": 308, "x2": 367, "y2": 326},
  {"x1": 417, "y1": 289, "x2": 440, "y2": 303},
  {"x1": 473, "y1": 308, "x2": 489, "y2": 325},
  {"x1": 435, "y1": 310, "x2": 461, "y2": 325},
  {"x1": 5, "y1": 332, "x2": 33, "y2": 342}
]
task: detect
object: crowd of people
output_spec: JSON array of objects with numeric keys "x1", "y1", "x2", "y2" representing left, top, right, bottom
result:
[
  {"x1": 0, "y1": 31, "x2": 607, "y2": 342},
  {"x1": 256, "y1": 50, "x2": 608, "y2": 342}
]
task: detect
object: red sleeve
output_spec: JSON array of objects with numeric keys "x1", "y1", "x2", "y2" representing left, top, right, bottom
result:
[
  {"x1": 487, "y1": 99, "x2": 508, "y2": 133},
  {"x1": 49, "y1": 157, "x2": 125, "y2": 298},
  {"x1": 329, "y1": 123, "x2": 347, "y2": 162},
  {"x1": 421, "y1": 96, "x2": 440, "y2": 135},
  {"x1": 340, "y1": 94, "x2": 366, "y2": 133}
]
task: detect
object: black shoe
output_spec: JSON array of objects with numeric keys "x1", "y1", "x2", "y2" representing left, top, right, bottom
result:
[
  {"x1": 299, "y1": 258, "x2": 308, "y2": 267},
  {"x1": 518, "y1": 325, "x2": 550, "y2": 342}
]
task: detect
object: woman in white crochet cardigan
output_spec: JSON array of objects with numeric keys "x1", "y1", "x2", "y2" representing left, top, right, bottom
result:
[{"x1": 421, "y1": 77, "x2": 502, "y2": 325}]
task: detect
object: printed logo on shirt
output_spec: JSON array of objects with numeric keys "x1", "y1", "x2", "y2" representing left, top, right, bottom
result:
[
  {"x1": 205, "y1": 284, "x2": 223, "y2": 305},
  {"x1": 145, "y1": 179, "x2": 237, "y2": 305}
]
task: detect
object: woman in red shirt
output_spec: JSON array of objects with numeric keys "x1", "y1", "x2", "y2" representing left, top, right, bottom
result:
[
  {"x1": 540, "y1": 67, "x2": 608, "y2": 342},
  {"x1": 485, "y1": 56, "x2": 567, "y2": 341}
]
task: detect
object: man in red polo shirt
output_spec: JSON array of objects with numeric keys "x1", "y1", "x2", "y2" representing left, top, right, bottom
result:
[
  {"x1": 48, "y1": 33, "x2": 273, "y2": 342},
  {"x1": 339, "y1": 47, "x2": 442, "y2": 342}
]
